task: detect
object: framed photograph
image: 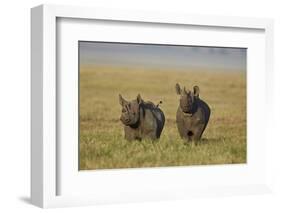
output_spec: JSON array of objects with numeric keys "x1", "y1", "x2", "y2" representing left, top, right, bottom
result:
[{"x1": 31, "y1": 4, "x2": 274, "y2": 208}]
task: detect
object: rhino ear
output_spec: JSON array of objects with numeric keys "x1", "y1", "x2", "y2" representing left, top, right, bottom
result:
[
  {"x1": 136, "y1": 94, "x2": 143, "y2": 104},
  {"x1": 119, "y1": 94, "x2": 127, "y2": 106},
  {"x1": 193, "y1": 86, "x2": 200, "y2": 98},
  {"x1": 175, "y1": 83, "x2": 182, "y2": 95}
]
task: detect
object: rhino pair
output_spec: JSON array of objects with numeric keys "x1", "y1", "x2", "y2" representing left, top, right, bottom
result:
[{"x1": 119, "y1": 84, "x2": 211, "y2": 142}]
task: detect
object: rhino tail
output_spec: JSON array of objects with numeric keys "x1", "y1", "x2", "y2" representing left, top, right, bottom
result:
[{"x1": 156, "y1": 100, "x2": 163, "y2": 108}]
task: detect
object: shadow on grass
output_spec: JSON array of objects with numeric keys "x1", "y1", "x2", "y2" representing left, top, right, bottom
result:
[{"x1": 182, "y1": 137, "x2": 227, "y2": 146}]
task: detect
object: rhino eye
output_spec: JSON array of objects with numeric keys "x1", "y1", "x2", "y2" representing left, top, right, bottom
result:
[{"x1": 122, "y1": 108, "x2": 126, "y2": 113}]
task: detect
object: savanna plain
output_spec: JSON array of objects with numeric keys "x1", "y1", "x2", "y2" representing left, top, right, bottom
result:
[{"x1": 79, "y1": 65, "x2": 246, "y2": 170}]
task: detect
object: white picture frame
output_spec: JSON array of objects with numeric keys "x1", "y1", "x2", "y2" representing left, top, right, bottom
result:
[{"x1": 31, "y1": 4, "x2": 274, "y2": 208}]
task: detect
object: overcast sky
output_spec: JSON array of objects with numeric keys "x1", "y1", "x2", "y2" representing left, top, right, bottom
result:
[{"x1": 79, "y1": 41, "x2": 246, "y2": 71}]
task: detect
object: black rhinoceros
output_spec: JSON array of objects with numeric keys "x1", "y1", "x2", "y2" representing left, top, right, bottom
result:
[
  {"x1": 119, "y1": 94, "x2": 165, "y2": 141},
  {"x1": 175, "y1": 83, "x2": 210, "y2": 142}
]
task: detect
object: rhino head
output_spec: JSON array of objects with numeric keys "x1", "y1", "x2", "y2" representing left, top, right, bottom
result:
[
  {"x1": 119, "y1": 94, "x2": 143, "y2": 126},
  {"x1": 175, "y1": 83, "x2": 200, "y2": 114}
]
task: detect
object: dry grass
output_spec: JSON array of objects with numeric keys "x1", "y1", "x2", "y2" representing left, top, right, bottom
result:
[{"x1": 79, "y1": 65, "x2": 246, "y2": 170}]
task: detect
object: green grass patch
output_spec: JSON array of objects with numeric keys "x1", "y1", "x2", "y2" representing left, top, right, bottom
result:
[{"x1": 79, "y1": 65, "x2": 246, "y2": 170}]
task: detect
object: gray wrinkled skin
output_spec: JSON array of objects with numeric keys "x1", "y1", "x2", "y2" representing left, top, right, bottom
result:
[
  {"x1": 119, "y1": 94, "x2": 165, "y2": 141},
  {"x1": 175, "y1": 83, "x2": 211, "y2": 142}
]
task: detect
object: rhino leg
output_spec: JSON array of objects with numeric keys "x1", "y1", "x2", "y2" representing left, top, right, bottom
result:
[
  {"x1": 124, "y1": 126, "x2": 140, "y2": 141},
  {"x1": 179, "y1": 129, "x2": 193, "y2": 142},
  {"x1": 191, "y1": 125, "x2": 205, "y2": 141},
  {"x1": 176, "y1": 120, "x2": 187, "y2": 139},
  {"x1": 124, "y1": 132, "x2": 135, "y2": 141},
  {"x1": 142, "y1": 130, "x2": 158, "y2": 141}
]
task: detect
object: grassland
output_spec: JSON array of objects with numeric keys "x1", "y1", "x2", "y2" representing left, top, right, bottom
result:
[{"x1": 79, "y1": 65, "x2": 246, "y2": 170}]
